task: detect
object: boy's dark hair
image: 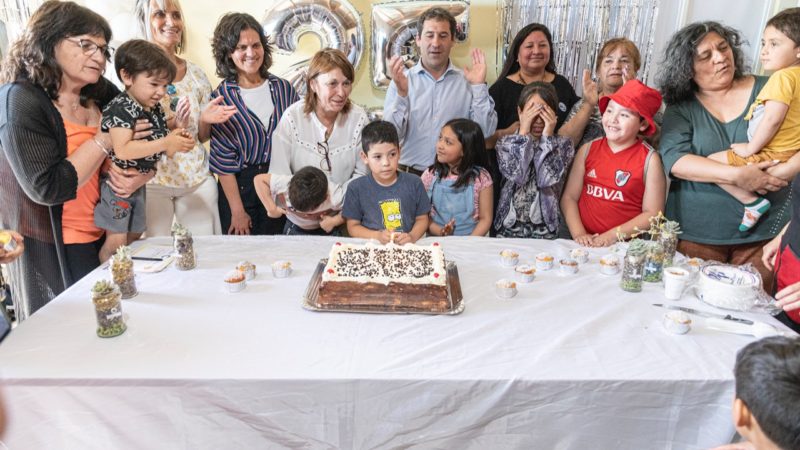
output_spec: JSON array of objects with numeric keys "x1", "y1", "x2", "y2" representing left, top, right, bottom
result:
[
  {"x1": 431, "y1": 118, "x2": 487, "y2": 189},
  {"x1": 361, "y1": 120, "x2": 399, "y2": 154},
  {"x1": 416, "y1": 7, "x2": 456, "y2": 38},
  {"x1": 288, "y1": 166, "x2": 328, "y2": 212},
  {"x1": 114, "y1": 39, "x2": 176, "y2": 83},
  {"x1": 517, "y1": 81, "x2": 559, "y2": 113},
  {"x1": 734, "y1": 336, "x2": 800, "y2": 450},
  {"x1": 767, "y1": 7, "x2": 800, "y2": 46}
]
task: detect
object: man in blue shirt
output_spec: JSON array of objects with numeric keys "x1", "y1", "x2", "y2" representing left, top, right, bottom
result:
[{"x1": 383, "y1": 7, "x2": 497, "y2": 174}]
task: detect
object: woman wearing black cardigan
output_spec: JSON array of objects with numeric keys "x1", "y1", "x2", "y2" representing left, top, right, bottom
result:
[{"x1": 0, "y1": 2, "x2": 151, "y2": 321}]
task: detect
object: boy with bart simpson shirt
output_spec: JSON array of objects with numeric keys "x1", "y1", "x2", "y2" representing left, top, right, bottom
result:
[{"x1": 343, "y1": 121, "x2": 430, "y2": 244}]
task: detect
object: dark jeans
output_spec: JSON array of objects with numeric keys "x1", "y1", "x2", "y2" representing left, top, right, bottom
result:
[
  {"x1": 218, "y1": 164, "x2": 285, "y2": 235},
  {"x1": 284, "y1": 220, "x2": 341, "y2": 236},
  {"x1": 64, "y1": 237, "x2": 104, "y2": 285}
]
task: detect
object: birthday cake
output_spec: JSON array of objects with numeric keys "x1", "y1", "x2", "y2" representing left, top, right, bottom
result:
[{"x1": 317, "y1": 242, "x2": 451, "y2": 312}]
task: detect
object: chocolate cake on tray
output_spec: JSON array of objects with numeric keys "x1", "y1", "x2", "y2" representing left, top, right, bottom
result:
[{"x1": 316, "y1": 241, "x2": 453, "y2": 313}]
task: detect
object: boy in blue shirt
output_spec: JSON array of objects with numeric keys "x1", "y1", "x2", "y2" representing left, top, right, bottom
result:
[{"x1": 343, "y1": 121, "x2": 430, "y2": 244}]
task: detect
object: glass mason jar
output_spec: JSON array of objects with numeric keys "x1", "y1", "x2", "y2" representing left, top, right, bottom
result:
[
  {"x1": 111, "y1": 254, "x2": 137, "y2": 299},
  {"x1": 621, "y1": 246, "x2": 646, "y2": 292},
  {"x1": 91, "y1": 281, "x2": 127, "y2": 338},
  {"x1": 643, "y1": 241, "x2": 666, "y2": 283},
  {"x1": 174, "y1": 234, "x2": 196, "y2": 270},
  {"x1": 658, "y1": 231, "x2": 679, "y2": 268}
]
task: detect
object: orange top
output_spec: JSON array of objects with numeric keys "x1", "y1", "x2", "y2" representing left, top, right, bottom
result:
[{"x1": 62, "y1": 120, "x2": 103, "y2": 244}]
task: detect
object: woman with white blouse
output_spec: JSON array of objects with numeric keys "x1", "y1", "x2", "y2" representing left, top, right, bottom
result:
[
  {"x1": 135, "y1": 0, "x2": 236, "y2": 236},
  {"x1": 268, "y1": 48, "x2": 368, "y2": 235}
]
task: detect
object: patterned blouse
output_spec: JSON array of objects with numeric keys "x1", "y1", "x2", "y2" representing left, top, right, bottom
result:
[
  {"x1": 210, "y1": 75, "x2": 298, "y2": 175},
  {"x1": 494, "y1": 134, "x2": 575, "y2": 238},
  {"x1": 152, "y1": 60, "x2": 212, "y2": 188}
]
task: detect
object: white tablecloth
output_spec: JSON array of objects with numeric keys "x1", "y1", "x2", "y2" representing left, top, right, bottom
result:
[{"x1": 0, "y1": 236, "x2": 788, "y2": 449}]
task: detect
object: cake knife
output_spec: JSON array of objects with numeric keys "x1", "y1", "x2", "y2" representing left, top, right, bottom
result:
[{"x1": 651, "y1": 304, "x2": 754, "y2": 325}]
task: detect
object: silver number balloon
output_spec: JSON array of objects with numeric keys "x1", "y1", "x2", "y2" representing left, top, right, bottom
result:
[
  {"x1": 262, "y1": 0, "x2": 364, "y2": 97},
  {"x1": 371, "y1": 1, "x2": 470, "y2": 90}
]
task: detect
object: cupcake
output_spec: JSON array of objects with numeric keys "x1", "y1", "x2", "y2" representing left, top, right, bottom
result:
[
  {"x1": 499, "y1": 250, "x2": 519, "y2": 267},
  {"x1": 599, "y1": 254, "x2": 620, "y2": 276},
  {"x1": 570, "y1": 248, "x2": 589, "y2": 264},
  {"x1": 224, "y1": 270, "x2": 246, "y2": 293},
  {"x1": 685, "y1": 257, "x2": 703, "y2": 273},
  {"x1": 514, "y1": 264, "x2": 536, "y2": 283},
  {"x1": 535, "y1": 252, "x2": 554, "y2": 271},
  {"x1": 662, "y1": 311, "x2": 691, "y2": 334},
  {"x1": 236, "y1": 261, "x2": 257, "y2": 280},
  {"x1": 272, "y1": 260, "x2": 292, "y2": 278},
  {"x1": 559, "y1": 259, "x2": 579, "y2": 275},
  {"x1": 495, "y1": 279, "x2": 518, "y2": 299}
]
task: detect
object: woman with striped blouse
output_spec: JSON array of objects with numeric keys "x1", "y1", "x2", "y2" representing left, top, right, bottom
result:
[{"x1": 209, "y1": 13, "x2": 298, "y2": 235}]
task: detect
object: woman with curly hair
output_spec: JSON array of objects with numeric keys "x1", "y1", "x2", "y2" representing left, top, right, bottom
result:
[
  {"x1": 658, "y1": 21, "x2": 800, "y2": 290},
  {"x1": 209, "y1": 13, "x2": 299, "y2": 235},
  {"x1": 0, "y1": 1, "x2": 151, "y2": 320}
]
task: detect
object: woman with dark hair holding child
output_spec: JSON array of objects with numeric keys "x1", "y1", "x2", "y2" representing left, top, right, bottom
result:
[{"x1": 0, "y1": 1, "x2": 151, "y2": 321}]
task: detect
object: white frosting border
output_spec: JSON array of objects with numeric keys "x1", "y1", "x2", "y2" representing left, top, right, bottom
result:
[{"x1": 322, "y1": 242, "x2": 446, "y2": 286}]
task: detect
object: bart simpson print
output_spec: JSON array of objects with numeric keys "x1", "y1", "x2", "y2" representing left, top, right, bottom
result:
[{"x1": 380, "y1": 199, "x2": 403, "y2": 231}]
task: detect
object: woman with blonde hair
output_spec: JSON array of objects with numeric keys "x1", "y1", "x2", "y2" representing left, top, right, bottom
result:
[
  {"x1": 267, "y1": 48, "x2": 368, "y2": 235},
  {"x1": 135, "y1": 0, "x2": 236, "y2": 236}
]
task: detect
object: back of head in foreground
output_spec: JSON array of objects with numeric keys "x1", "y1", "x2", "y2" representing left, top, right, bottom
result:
[{"x1": 733, "y1": 336, "x2": 800, "y2": 450}]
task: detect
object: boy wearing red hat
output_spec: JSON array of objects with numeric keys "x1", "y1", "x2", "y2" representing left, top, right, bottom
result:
[{"x1": 561, "y1": 80, "x2": 667, "y2": 247}]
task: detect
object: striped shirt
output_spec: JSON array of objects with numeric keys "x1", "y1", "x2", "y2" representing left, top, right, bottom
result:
[{"x1": 209, "y1": 75, "x2": 298, "y2": 175}]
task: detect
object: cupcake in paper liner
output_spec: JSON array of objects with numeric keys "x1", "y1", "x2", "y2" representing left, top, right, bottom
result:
[
  {"x1": 559, "y1": 259, "x2": 579, "y2": 275},
  {"x1": 599, "y1": 254, "x2": 620, "y2": 276},
  {"x1": 495, "y1": 279, "x2": 517, "y2": 299},
  {"x1": 535, "y1": 252, "x2": 554, "y2": 271},
  {"x1": 224, "y1": 270, "x2": 246, "y2": 293},
  {"x1": 272, "y1": 260, "x2": 292, "y2": 278},
  {"x1": 237, "y1": 261, "x2": 257, "y2": 280},
  {"x1": 570, "y1": 248, "x2": 589, "y2": 264},
  {"x1": 514, "y1": 265, "x2": 536, "y2": 283},
  {"x1": 499, "y1": 250, "x2": 519, "y2": 267}
]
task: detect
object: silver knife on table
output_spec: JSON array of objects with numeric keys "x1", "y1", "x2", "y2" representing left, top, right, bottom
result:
[{"x1": 652, "y1": 304, "x2": 754, "y2": 325}]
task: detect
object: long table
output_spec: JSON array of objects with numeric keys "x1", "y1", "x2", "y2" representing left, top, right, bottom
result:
[{"x1": 0, "y1": 236, "x2": 788, "y2": 449}]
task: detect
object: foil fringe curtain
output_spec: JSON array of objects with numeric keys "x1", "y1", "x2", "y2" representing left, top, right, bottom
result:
[
  {"x1": 0, "y1": 0, "x2": 42, "y2": 58},
  {"x1": 498, "y1": 0, "x2": 660, "y2": 93}
]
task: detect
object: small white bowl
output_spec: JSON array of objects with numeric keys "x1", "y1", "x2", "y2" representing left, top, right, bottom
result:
[
  {"x1": 499, "y1": 250, "x2": 519, "y2": 268},
  {"x1": 271, "y1": 260, "x2": 292, "y2": 278},
  {"x1": 559, "y1": 259, "x2": 579, "y2": 275},
  {"x1": 599, "y1": 254, "x2": 620, "y2": 276},
  {"x1": 662, "y1": 311, "x2": 691, "y2": 334},
  {"x1": 514, "y1": 265, "x2": 536, "y2": 283},
  {"x1": 495, "y1": 279, "x2": 518, "y2": 299},
  {"x1": 535, "y1": 253, "x2": 554, "y2": 271},
  {"x1": 224, "y1": 270, "x2": 247, "y2": 293},
  {"x1": 570, "y1": 248, "x2": 589, "y2": 264}
]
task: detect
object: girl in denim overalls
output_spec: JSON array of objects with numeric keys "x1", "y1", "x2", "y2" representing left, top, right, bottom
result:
[{"x1": 421, "y1": 119, "x2": 494, "y2": 236}]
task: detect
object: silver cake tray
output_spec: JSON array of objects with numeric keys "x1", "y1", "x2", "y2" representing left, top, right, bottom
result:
[{"x1": 302, "y1": 258, "x2": 465, "y2": 315}]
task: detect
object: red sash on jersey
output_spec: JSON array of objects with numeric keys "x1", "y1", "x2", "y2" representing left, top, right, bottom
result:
[
  {"x1": 774, "y1": 239, "x2": 800, "y2": 325},
  {"x1": 577, "y1": 138, "x2": 651, "y2": 235}
]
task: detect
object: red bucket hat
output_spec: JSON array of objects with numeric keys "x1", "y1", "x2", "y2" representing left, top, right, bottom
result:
[{"x1": 598, "y1": 80, "x2": 662, "y2": 137}]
